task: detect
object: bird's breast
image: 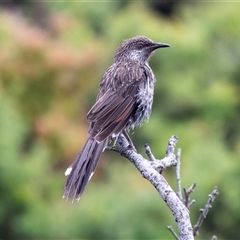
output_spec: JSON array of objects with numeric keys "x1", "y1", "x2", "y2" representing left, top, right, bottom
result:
[{"x1": 129, "y1": 65, "x2": 155, "y2": 129}]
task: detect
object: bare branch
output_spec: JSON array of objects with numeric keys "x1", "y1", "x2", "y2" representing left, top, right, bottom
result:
[
  {"x1": 175, "y1": 149, "x2": 196, "y2": 209},
  {"x1": 184, "y1": 183, "x2": 197, "y2": 209},
  {"x1": 188, "y1": 199, "x2": 196, "y2": 208},
  {"x1": 193, "y1": 186, "x2": 219, "y2": 236},
  {"x1": 145, "y1": 143, "x2": 156, "y2": 161},
  {"x1": 117, "y1": 134, "x2": 194, "y2": 240},
  {"x1": 167, "y1": 226, "x2": 179, "y2": 240},
  {"x1": 175, "y1": 148, "x2": 182, "y2": 201},
  {"x1": 166, "y1": 135, "x2": 179, "y2": 156}
]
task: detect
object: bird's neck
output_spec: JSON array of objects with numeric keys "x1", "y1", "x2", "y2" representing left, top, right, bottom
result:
[
  {"x1": 114, "y1": 56, "x2": 147, "y2": 66},
  {"x1": 114, "y1": 50, "x2": 147, "y2": 65}
]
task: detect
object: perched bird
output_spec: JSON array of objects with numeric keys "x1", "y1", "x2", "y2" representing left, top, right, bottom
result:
[{"x1": 63, "y1": 36, "x2": 170, "y2": 201}]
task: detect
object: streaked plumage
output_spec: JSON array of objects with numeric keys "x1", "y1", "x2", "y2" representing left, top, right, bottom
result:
[{"x1": 63, "y1": 36, "x2": 170, "y2": 201}]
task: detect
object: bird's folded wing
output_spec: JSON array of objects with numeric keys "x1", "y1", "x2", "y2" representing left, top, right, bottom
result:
[{"x1": 87, "y1": 88, "x2": 137, "y2": 141}]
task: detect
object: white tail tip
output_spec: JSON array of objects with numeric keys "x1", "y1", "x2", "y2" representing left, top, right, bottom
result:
[{"x1": 65, "y1": 167, "x2": 72, "y2": 176}]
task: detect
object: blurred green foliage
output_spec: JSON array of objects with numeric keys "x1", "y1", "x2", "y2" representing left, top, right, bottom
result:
[{"x1": 0, "y1": 2, "x2": 240, "y2": 239}]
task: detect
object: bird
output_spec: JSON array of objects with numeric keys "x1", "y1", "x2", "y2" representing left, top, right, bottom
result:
[{"x1": 63, "y1": 36, "x2": 170, "y2": 201}]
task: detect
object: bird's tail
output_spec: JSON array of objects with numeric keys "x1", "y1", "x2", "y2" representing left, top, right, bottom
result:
[{"x1": 63, "y1": 137, "x2": 107, "y2": 201}]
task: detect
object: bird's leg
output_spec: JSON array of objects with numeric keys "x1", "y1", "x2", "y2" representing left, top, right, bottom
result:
[
  {"x1": 105, "y1": 145, "x2": 120, "y2": 153},
  {"x1": 122, "y1": 129, "x2": 137, "y2": 151},
  {"x1": 105, "y1": 134, "x2": 120, "y2": 152},
  {"x1": 106, "y1": 131, "x2": 136, "y2": 153}
]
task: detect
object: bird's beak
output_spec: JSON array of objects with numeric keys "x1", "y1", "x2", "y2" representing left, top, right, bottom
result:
[{"x1": 153, "y1": 42, "x2": 171, "y2": 49}]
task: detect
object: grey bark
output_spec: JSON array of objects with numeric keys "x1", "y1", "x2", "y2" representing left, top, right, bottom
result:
[{"x1": 117, "y1": 134, "x2": 194, "y2": 240}]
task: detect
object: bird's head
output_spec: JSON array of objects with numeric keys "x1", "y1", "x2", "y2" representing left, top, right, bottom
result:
[{"x1": 114, "y1": 36, "x2": 170, "y2": 64}]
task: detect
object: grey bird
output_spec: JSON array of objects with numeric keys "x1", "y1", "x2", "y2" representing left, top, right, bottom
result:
[{"x1": 63, "y1": 36, "x2": 170, "y2": 201}]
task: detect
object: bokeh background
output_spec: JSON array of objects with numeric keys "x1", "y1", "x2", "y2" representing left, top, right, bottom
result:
[{"x1": 0, "y1": 1, "x2": 240, "y2": 239}]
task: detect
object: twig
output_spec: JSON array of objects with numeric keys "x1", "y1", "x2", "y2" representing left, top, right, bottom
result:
[
  {"x1": 193, "y1": 186, "x2": 219, "y2": 236},
  {"x1": 184, "y1": 183, "x2": 197, "y2": 209},
  {"x1": 166, "y1": 135, "x2": 179, "y2": 156},
  {"x1": 145, "y1": 143, "x2": 156, "y2": 161},
  {"x1": 175, "y1": 148, "x2": 182, "y2": 201},
  {"x1": 175, "y1": 149, "x2": 196, "y2": 209},
  {"x1": 167, "y1": 226, "x2": 179, "y2": 240},
  {"x1": 148, "y1": 136, "x2": 178, "y2": 173},
  {"x1": 117, "y1": 134, "x2": 194, "y2": 240}
]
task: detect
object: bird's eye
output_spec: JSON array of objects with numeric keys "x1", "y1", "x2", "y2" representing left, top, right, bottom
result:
[{"x1": 137, "y1": 43, "x2": 144, "y2": 50}]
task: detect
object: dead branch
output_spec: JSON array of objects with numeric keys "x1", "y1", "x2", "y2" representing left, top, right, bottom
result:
[
  {"x1": 193, "y1": 186, "x2": 219, "y2": 236},
  {"x1": 117, "y1": 134, "x2": 194, "y2": 240}
]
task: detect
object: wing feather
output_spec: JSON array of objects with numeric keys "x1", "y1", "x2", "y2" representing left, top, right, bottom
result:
[{"x1": 86, "y1": 63, "x2": 147, "y2": 141}]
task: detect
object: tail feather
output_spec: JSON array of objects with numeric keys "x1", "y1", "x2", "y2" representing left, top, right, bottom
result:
[{"x1": 63, "y1": 138, "x2": 107, "y2": 201}]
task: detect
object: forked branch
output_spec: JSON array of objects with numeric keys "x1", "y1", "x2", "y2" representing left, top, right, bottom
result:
[{"x1": 117, "y1": 134, "x2": 194, "y2": 240}]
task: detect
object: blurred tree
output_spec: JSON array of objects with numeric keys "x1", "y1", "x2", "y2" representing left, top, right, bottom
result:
[
  {"x1": 147, "y1": 0, "x2": 181, "y2": 17},
  {"x1": 0, "y1": 0, "x2": 53, "y2": 32},
  {"x1": 0, "y1": 1, "x2": 240, "y2": 239}
]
